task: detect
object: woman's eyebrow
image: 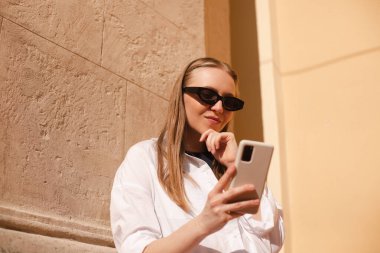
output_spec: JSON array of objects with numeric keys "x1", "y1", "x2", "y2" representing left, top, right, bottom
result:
[{"x1": 222, "y1": 92, "x2": 235, "y2": 97}]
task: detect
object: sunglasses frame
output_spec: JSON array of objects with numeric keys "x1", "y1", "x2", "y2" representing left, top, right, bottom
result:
[{"x1": 182, "y1": 86, "x2": 244, "y2": 111}]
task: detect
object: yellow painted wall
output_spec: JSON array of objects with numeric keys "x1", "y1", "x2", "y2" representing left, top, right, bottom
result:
[
  {"x1": 230, "y1": 0, "x2": 264, "y2": 143},
  {"x1": 257, "y1": 0, "x2": 380, "y2": 252}
]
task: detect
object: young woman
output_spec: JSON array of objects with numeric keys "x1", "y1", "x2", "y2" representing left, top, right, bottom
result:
[{"x1": 110, "y1": 57, "x2": 284, "y2": 253}]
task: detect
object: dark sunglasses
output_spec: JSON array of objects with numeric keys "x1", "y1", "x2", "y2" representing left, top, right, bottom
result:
[{"x1": 182, "y1": 87, "x2": 244, "y2": 111}]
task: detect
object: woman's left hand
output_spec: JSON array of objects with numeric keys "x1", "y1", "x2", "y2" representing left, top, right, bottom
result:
[{"x1": 199, "y1": 129, "x2": 238, "y2": 167}]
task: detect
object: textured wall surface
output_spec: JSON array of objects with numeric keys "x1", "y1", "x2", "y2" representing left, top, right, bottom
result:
[
  {"x1": 102, "y1": 0, "x2": 203, "y2": 98},
  {"x1": 0, "y1": 228, "x2": 116, "y2": 253},
  {"x1": 0, "y1": 0, "x2": 204, "y2": 251},
  {"x1": 0, "y1": 0, "x2": 105, "y2": 63}
]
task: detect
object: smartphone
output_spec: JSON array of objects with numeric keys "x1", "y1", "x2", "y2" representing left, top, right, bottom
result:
[{"x1": 230, "y1": 140, "x2": 274, "y2": 213}]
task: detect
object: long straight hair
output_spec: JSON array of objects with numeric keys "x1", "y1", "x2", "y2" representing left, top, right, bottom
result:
[{"x1": 156, "y1": 57, "x2": 239, "y2": 212}]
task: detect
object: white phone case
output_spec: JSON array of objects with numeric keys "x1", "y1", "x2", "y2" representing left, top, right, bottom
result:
[{"x1": 231, "y1": 140, "x2": 274, "y2": 200}]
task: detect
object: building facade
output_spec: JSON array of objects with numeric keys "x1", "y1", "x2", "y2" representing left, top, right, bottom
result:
[{"x1": 1, "y1": 0, "x2": 380, "y2": 252}]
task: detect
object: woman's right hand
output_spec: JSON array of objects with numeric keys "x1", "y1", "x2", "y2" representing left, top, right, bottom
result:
[
  {"x1": 143, "y1": 166, "x2": 260, "y2": 253},
  {"x1": 194, "y1": 166, "x2": 260, "y2": 236}
]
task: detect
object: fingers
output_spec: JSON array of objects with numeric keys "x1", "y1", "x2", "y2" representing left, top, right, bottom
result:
[
  {"x1": 219, "y1": 185, "x2": 260, "y2": 215},
  {"x1": 205, "y1": 179, "x2": 260, "y2": 228},
  {"x1": 199, "y1": 129, "x2": 216, "y2": 154},
  {"x1": 223, "y1": 184, "x2": 259, "y2": 203},
  {"x1": 208, "y1": 193, "x2": 259, "y2": 219},
  {"x1": 212, "y1": 182, "x2": 258, "y2": 204},
  {"x1": 210, "y1": 166, "x2": 236, "y2": 194},
  {"x1": 223, "y1": 198, "x2": 260, "y2": 215},
  {"x1": 199, "y1": 129, "x2": 214, "y2": 142},
  {"x1": 214, "y1": 134, "x2": 223, "y2": 150},
  {"x1": 200, "y1": 129, "x2": 232, "y2": 154}
]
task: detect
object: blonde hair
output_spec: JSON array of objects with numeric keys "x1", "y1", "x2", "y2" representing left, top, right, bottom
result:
[{"x1": 156, "y1": 57, "x2": 239, "y2": 212}]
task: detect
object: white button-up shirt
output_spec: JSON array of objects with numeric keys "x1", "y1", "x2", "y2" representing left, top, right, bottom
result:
[{"x1": 110, "y1": 139, "x2": 284, "y2": 253}]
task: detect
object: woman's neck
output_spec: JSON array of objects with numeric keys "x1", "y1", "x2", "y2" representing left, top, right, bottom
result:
[{"x1": 183, "y1": 129, "x2": 207, "y2": 153}]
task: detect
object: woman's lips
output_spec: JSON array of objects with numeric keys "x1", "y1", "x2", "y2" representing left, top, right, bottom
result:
[{"x1": 205, "y1": 116, "x2": 221, "y2": 125}]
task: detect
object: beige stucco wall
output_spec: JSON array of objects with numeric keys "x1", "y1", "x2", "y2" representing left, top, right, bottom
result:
[
  {"x1": 230, "y1": 0, "x2": 264, "y2": 144},
  {"x1": 257, "y1": 0, "x2": 380, "y2": 252},
  {"x1": 204, "y1": 0, "x2": 230, "y2": 64},
  {"x1": 0, "y1": 1, "x2": 204, "y2": 251}
]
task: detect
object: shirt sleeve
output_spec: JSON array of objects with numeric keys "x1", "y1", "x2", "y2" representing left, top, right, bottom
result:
[
  {"x1": 110, "y1": 143, "x2": 162, "y2": 253},
  {"x1": 238, "y1": 186, "x2": 285, "y2": 253}
]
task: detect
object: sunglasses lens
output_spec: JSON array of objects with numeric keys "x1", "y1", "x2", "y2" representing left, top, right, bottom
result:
[
  {"x1": 199, "y1": 89, "x2": 218, "y2": 104},
  {"x1": 223, "y1": 97, "x2": 244, "y2": 111}
]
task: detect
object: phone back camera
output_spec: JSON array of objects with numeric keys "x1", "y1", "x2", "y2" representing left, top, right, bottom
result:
[{"x1": 241, "y1": 145, "x2": 254, "y2": 162}]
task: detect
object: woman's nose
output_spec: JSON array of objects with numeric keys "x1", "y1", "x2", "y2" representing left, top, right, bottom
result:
[{"x1": 211, "y1": 100, "x2": 224, "y2": 113}]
